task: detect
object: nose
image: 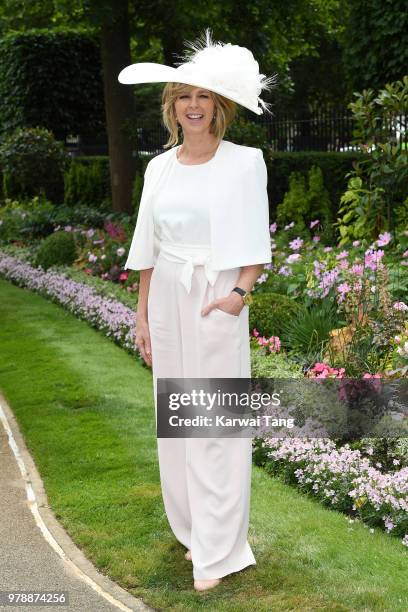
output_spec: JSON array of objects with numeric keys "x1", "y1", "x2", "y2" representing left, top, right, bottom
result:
[{"x1": 188, "y1": 95, "x2": 201, "y2": 109}]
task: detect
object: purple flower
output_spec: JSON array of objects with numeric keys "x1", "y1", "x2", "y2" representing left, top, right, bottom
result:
[
  {"x1": 313, "y1": 235, "x2": 320, "y2": 242},
  {"x1": 310, "y1": 219, "x2": 320, "y2": 229},
  {"x1": 257, "y1": 273, "x2": 268, "y2": 284},
  {"x1": 270, "y1": 222, "x2": 277, "y2": 234},
  {"x1": 289, "y1": 237, "x2": 304, "y2": 251},
  {"x1": 323, "y1": 246, "x2": 333, "y2": 252},
  {"x1": 278, "y1": 265, "x2": 291, "y2": 276}
]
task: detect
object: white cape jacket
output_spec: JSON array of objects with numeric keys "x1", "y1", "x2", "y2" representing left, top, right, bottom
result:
[{"x1": 124, "y1": 139, "x2": 271, "y2": 271}]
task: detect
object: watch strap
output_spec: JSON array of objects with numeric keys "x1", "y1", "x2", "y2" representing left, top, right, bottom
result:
[{"x1": 232, "y1": 286, "x2": 246, "y2": 297}]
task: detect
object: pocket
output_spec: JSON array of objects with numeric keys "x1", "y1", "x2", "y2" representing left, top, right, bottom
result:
[
  {"x1": 199, "y1": 307, "x2": 242, "y2": 377},
  {"x1": 214, "y1": 307, "x2": 239, "y2": 319}
]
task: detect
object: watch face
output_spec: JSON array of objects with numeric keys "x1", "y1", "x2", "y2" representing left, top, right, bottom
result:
[{"x1": 244, "y1": 293, "x2": 253, "y2": 306}]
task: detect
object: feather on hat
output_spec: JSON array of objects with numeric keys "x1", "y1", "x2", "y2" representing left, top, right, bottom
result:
[{"x1": 118, "y1": 28, "x2": 278, "y2": 115}]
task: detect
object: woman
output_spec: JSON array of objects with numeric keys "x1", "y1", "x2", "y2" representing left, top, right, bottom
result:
[{"x1": 119, "y1": 29, "x2": 277, "y2": 592}]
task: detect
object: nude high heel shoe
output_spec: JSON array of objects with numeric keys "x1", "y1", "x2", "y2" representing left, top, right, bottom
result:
[{"x1": 194, "y1": 578, "x2": 222, "y2": 591}]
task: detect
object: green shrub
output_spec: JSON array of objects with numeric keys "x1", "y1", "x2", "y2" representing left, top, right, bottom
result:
[
  {"x1": 0, "y1": 127, "x2": 69, "y2": 203},
  {"x1": 34, "y1": 230, "x2": 77, "y2": 270},
  {"x1": 276, "y1": 171, "x2": 308, "y2": 232},
  {"x1": 249, "y1": 292, "x2": 304, "y2": 338},
  {"x1": 225, "y1": 115, "x2": 268, "y2": 148},
  {"x1": 64, "y1": 158, "x2": 110, "y2": 207}
]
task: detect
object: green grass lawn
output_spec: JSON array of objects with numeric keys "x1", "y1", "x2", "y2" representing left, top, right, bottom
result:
[{"x1": 0, "y1": 277, "x2": 407, "y2": 611}]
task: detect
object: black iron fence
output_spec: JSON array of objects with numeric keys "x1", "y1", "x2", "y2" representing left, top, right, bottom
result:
[{"x1": 65, "y1": 108, "x2": 407, "y2": 156}]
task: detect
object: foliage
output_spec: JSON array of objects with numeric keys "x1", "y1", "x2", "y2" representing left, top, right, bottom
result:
[
  {"x1": 249, "y1": 292, "x2": 304, "y2": 339},
  {"x1": 0, "y1": 28, "x2": 105, "y2": 140},
  {"x1": 275, "y1": 165, "x2": 334, "y2": 240},
  {"x1": 0, "y1": 196, "x2": 113, "y2": 242},
  {"x1": 341, "y1": 0, "x2": 408, "y2": 95},
  {"x1": 250, "y1": 347, "x2": 304, "y2": 378},
  {"x1": 280, "y1": 298, "x2": 342, "y2": 365},
  {"x1": 225, "y1": 115, "x2": 268, "y2": 148},
  {"x1": 34, "y1": 230, "x2": 77, "y2": 270},
  {"x1": 0, "y1": 127, "x2": 69, "y2": 203},
  {"x1": 335, "y1": 77, "x2": 408, "y2": 244},
  {"x1": 276, "y1": 171, "x2": 308, "y2": 232},
  {"x1": 64, "y1": 157, "x2": 111, "y2": 207}
]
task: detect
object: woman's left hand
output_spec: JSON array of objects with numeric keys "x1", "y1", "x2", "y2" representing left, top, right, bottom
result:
[{"x1": 201, "y1": 291, "x2": 244, "y2": 317}]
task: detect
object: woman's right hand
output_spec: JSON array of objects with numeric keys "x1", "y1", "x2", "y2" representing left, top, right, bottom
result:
[{"x1": 135, "y1": 316, "x2": 152, "y2": 367}]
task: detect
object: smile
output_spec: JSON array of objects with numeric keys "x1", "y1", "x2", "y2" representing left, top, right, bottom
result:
[{"x1": 186, "y1": 114, "x2": 204, "y2": 120}]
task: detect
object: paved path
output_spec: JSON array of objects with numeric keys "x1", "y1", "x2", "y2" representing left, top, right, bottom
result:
[{"x1": 0, "y1": 394, "x2": 153, "y2": 612}]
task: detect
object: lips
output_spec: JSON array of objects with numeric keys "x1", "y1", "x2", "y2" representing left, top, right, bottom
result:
[{"x1": 186, "y1": 114, "x2": 204, "y2": 120}]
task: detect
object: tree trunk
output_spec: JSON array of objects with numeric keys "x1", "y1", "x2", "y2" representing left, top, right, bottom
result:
[{"x1": 100, "y1": 0, "x2": 136, "y2": 214}]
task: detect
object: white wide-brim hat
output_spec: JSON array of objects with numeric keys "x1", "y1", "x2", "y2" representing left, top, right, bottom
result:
[{"x1": 118, "y1": 28, "x2": 278, "y2": 115}]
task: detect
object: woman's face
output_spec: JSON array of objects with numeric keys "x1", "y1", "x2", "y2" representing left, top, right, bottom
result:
[{"x1": 173, "y1": 87, "x2": 216, "y2": 136}]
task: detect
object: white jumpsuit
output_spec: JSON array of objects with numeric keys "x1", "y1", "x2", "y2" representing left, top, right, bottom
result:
[{"x1": 147, "y1": 152, "x2": 256, "y2": 581}]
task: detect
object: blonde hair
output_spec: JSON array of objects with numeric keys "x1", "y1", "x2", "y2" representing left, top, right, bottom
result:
[{"x1": 161, "y1": 82, "x2": 237, "y2": 149}]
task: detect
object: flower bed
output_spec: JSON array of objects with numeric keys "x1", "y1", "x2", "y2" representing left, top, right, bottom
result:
[
  {"x1": 1, "y1": 249, "x2": 407, "y2": 547},
  {"x1": 259, "y1": 437, "x2": 408, "y2": 547},
  {"x1": 0, "y1": 251, "x2": 140, "y2": 360}
]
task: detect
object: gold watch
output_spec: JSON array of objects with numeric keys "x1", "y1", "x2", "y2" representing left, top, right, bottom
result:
[{"x1": 232, "y1": 286, "x2": 253, "y2": 306}]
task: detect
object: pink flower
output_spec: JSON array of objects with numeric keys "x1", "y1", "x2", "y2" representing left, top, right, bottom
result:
[
  {"x1": 403, "y1": 250, "x2": 408, "y2": 258},
  {"x1": 119, "y1": 272, "x2": 128, "y2": 281},
  {"x1": 393, "y1": 301, "x2": 408, "y2": 312},
  {"x1": 252, "y1": 328, "x2": 260, "y2": 337},
  {"x1": 337, "y1": 282, "x2": 351, "y2": 294},
  {"x1": 336, "y1": 250, "x2": 349, "y2": 260},
  {"x1": 351, "y1": 263, "x2": 364, "y2": 276},
  {"x1": 268, "y1": 336, "x2": 281, "y2": 353},
  {"x1": 323, "y1": 246, "x2": 333, "y2": 252},
  {"x1": 310, "y1": 219, "x2": 320, "y2": 229},
  {"x1": 286, "y1": 253, "x2": 301, "y2": 263},
  {"x1": 364, "y1": 248, "x2": 384, "y2": 270},
  {"x1": 376, "y1": 231, "x2": 392, "y2": 247},
  {"x1": 313, "y1": 235, "x2": 320, "y2": 242},
  {"x1": 270, "y1": 222, "x2": 277, "y2": 233},
  {"x1": 352, "y1": 240, "x2": 360, "y2": 247}
]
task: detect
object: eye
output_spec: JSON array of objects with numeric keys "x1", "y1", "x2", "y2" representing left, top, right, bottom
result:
[{"x1": 179, "y1": 95, "x2": 189, "y2": 99}]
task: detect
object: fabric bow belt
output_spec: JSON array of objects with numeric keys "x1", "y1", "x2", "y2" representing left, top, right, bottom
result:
[{"x1": 159, "y1": 240, "x2": 219, "y2": 293}]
